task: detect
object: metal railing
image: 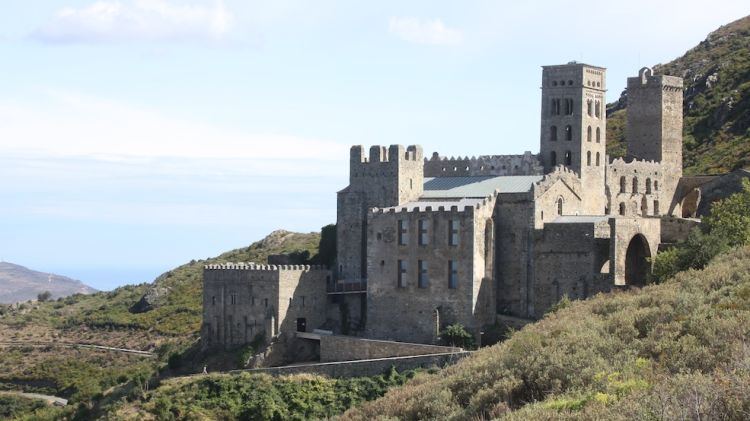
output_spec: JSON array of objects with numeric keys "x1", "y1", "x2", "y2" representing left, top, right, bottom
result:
[{"x1": 327, "y1": 280, "x2": 367, "y2": 293}]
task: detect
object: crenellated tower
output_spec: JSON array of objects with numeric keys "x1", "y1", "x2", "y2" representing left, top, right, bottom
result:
[
  {"x1": 539, "y1": 62, "x2": 607, "y2": 214},
  {"x1": 336, "y1": 145, "x2": 423, "y2": 282},
  {"x1": 626, "y1": 67, "x2": 683, "y2": 214}
]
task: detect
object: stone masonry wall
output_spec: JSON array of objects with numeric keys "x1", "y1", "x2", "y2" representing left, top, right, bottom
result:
[
  {"x1": 319, "y1": 335, "x2": 461, "y2": 362},
  {"x1": 365, "y1": 200, "x2": 494, "y2": 344},
  {"x1": 201, "y1": 264, "x2": 330, "y2": 354},
  {"x1": 423, "y1": 152, "x2": 543, "y2": 177},
  {"x1": 532, "y1": 221, "x2": 612, "y2": 318},
  {"x1": 233, "y1": 351, "x2": 472, "y2": 378},
  {"x1": 337, "y1": 145, "x2": 424, "y2": 283},
  {"x1": 606, "y1": 158, "x2": 665, "y2": 217}
]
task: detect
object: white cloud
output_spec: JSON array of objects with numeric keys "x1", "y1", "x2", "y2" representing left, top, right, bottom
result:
[
  {"x1": 388, "y1": 17, "x2": 463, "y2": 46},
  {"x1": 32, "y1": 0, "x2": 235, "y2": 43}
]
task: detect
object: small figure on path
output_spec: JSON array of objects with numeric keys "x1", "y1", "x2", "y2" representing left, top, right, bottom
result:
[{"x1": 202, "y1": 365, "x2": 208, "y2": 375}]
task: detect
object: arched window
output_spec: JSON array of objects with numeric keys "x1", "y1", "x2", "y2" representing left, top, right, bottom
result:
[
  {"x1": 596, "y1": 127, "x2": 601, "y2": 143},
  {"x1": 619, "y1": 203, "x2": 626, "y2": 215},
  {"x1": 587, "y1": 126, "x2": 592, "y2": 142},
  {"x1": 620, "y1": 176, "x2": 626, "y2": 193},
  {"x1": 565, "y1": 125, "x2": 572, "y2": 141},
  {"x1": 565, "y1": 99, "x2": 574, "y2": 115},
  {"x1": 596, "y1": 152, "x2": 600, "y2": 166},
  {"x1": 564, "y1": 151, "x2": 572, "y2": 166},
  {"x1": 595, "y1": 100, "x2": 601, "y2": 118},
  {"x1": 645, "y1": 178, "x2": 652, "y2": 194},
  {"x1": 632, "y1": 177, "x2": 639, "y2": 193},
  {"x1": 557, "y1": 198, "x2": 563, "y2": 215},
  {"x1": 587, "y1": 99, "x2": 593, "y2": 116},
  {"x1": 550, "y1": 125, "x2": 558, "y2": 141},
  {"x1": 653, "y1": 200, "x2": 659, "y2": 215},
  {"x1": 587, "y1": 151, "x2": 591, "y2": 166},
  {"x1": 551, "y1": 98, "x2": 560, "y2": 115},
  {"x1": 654, "y1": 180, "x2": 659, "y2": 191},
  {"x1": 550, "y1": 151, "x2": 557, "y2": 166}
]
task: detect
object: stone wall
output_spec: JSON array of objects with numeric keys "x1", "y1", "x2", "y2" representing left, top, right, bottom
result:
[
  {"x1": 494, "y1": 193, "x2": 535, "y2": 317},
  {"x1": 201, "y1": 264, "x2": 330, "y2": 356},
  {"x1": 660, "y1": 216, "x2": 700, "y2": 245},
  {"x1": 337, "y1": 145, "x2": 424, "y2": 283},
  {"x1": 319, "y1": 335, "x2": 461, "y2": 362},
  {"x1": 231, "y1": 351, "x2": 472, "y2": 378},
  {"x1": 626, "y1": 67, "x2": 683, "y2": 214},
  {"x1": 531, "y1": 220, "x2": 612, "y2": 318},
  {"x1": 609, "y1": 218, "x2": 661, "y2": 286},
  {"x1": 423, "y1": 152, "x2": 543, "y2": 177},
  {"x1": 606, "y1": 157, "x2": 665, "y2": 217},
  {"x1": 365, "y1": 200, "x2": 495, "y2": 344}
]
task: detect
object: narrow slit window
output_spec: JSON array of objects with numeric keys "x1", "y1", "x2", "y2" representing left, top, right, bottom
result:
[
  {"x1": 398, "y1": 220, "x2": 408, "y2": 245},
  {"x1": 418, "y1": 260, "x2": 428, "y2": 288},
  {"x1": 448, "y1": 260, "x2": 458, "y2": 289},
  {"x1": 418, "y1": 219, "x2": 429, "y2": 246},
  {"x1": 449, "y1": 219, "x2": 460, "y2": 246}
]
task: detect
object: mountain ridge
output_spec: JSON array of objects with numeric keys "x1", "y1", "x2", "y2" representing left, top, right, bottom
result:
[{"x1": 0, "y1": 261, "x2": 97, "y2": 304}]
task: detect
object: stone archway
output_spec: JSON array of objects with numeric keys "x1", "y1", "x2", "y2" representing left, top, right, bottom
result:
[{"x1": 624, "y1": 235, "x2": 651, "y2": 286}]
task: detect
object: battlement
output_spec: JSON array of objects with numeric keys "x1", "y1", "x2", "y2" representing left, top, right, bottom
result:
[
  {"x1": 533, "y1": 165, "x2": 582, "y2": 198},
  {"x1": 350, "y1": 145, "x2": 423, "y2": 164},
  {"x1": 424, "y1": 152, "x2": 542, "y2": 177},
  {"x1": 609, "y1": 157, "x2": 662, "y2": 170},
  {"x1": 628, "y1": 67, "x2": 683, "y2": 91},
  {"x1": 204, "y1": 263, "x2": 328, "y2": 271}
]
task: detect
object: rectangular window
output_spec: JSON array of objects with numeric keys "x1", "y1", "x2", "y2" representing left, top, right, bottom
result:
[
  {"x1": 418, "y1": 219, "x2": 429, "y2": 246},
  {"x1": 397, "y1": 260, "x2": 408, "y2": 288},
  {"x1": 230, "y1": 294, "x2": 237, "y2": 305},
  {"x1": 418, "y1": 260, "x2": 428, "y2": 288},
  {"x1": 251, "y1": 296, "x2": 255, "y2": 306},
  {"x1": 264, "y1": 298, "x2": 268, "y2": 308},
  {"x1": 398, "y1": 220, "x2": 409, "y2": 245},
  {"x1": 449, "y1": 260, "x2": 458, "y2": 289},
  {"x1": 449, "y1": 219, "x2": 460, "y2": 246}
]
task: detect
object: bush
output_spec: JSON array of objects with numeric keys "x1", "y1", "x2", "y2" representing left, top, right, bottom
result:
[
  {"x1": 440, "y1": 323, "x2": 476, "y2": 349},
  {"x1": 37, "y1": 291, "x2": 52, "y2": 302},
  {"x1": 650, "y1": 179, "x2": 750, "y2": 283}
]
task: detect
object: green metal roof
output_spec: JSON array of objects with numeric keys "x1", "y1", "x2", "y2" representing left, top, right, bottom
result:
[{"x1": 421, "y1": 176, "x2": 543, "y2": 199}]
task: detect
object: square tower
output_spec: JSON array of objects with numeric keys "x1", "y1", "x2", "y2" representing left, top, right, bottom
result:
[
  {"x1": 539, "y1": 62, "x2": 607, "y2": 214},
  {"x1": 626, "y1": 67, "x2": 683, "y2": 168},
  {"x1": 336, "y1": 145, "x2": 424, "y2": 283}
]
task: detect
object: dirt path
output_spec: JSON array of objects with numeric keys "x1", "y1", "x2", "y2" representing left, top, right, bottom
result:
[
  {"x1": 0, "y1": 390, "x2": 68, "y2": 406},
  {"x1": 0, "y1": 341, "x2": 155, "y2": 357}
]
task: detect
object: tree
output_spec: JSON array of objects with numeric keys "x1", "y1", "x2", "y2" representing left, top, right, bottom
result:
[
  {"x1": 704, "y1": 178, "x2": 750, "y2": 248},
  {"x1": 440, "y1": 323, "x2": 476, "y2": 349},
  {"x1": 37, "y1": 291, "x2": 52, "y2": 302}
]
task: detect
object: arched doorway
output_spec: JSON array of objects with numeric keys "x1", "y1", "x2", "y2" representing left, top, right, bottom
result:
[{"x1": 625, "y1": 235, "x2": 651, "y2": 286}]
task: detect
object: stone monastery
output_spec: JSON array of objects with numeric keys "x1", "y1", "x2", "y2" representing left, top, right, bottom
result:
[{"x1": 202, "y1": 62, "x2": 730, "y2": 361}]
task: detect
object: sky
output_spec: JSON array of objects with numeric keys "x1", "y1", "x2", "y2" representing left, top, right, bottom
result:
[{"x1": 1, "y1": 0, "x2": 747, "y2": 291}]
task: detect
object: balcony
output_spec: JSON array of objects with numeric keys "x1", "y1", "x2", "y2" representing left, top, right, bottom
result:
[{"x1": 327, "y1": 279, "x2": 367, "y2": 294}]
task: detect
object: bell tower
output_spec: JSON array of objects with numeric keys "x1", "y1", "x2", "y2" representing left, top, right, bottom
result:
[{"x1": 539, "y1": 62, "x2": 607, "y2": 214}]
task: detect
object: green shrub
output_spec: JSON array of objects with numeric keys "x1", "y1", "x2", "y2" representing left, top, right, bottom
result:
[{"x1": 440, "y1": 323, "x2": 476, "y2": 349}]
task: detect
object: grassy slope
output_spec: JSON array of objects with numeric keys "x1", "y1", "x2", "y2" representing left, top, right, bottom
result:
[
  {"x1": 103, "y1": 369, "x2": 418, "y2": 420},
  {"x1": 340, "y1": 245, "x2": 750, "y2": 420},
  {"x1": 0, "y1": 230, "x2": 321, "y2": 403},
  {"x1": 607, "y1": 15, "x2": 750, "y2": 175}
]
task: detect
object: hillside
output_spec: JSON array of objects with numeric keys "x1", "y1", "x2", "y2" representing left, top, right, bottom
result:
[
  {"x1": 607, "y1": 14, "x2": 750, "y2": 175},
  {"x1": 0, "y1": 229, "x2": 324, "y2": 411},
  {"x1": 338, "y1": 244, "x2": 750, "y2": 420},
  {"x1": 0, "y1": 262, "x2": 97, "y2": 304}
]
